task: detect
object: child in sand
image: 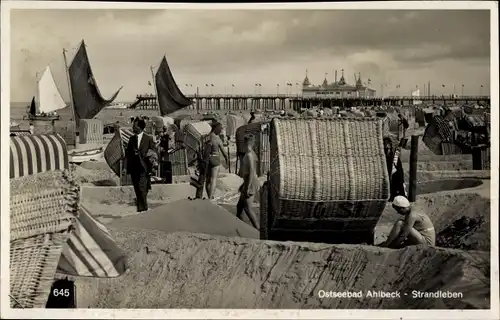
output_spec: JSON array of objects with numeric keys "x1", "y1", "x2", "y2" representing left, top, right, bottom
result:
[{"x1": 379, "y1": 196, "x2": 435, "y2": 249}]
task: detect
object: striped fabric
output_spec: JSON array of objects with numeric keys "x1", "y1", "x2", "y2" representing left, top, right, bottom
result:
[
  {"x1": 10, "y1": 133, "x2": 69, "y2": 179},
  {"x1": 10, "y1": 130, "x2": 32, "y2": 136},
  {"x1": 79, "y1": 119, "x2": 104, "y2": 144},
  {"x1": 57, "y1": 204, "x2": 127, "y2": 277},
  {"x1": 104, "y1": 127, "x2": 133, "y2": 176}
]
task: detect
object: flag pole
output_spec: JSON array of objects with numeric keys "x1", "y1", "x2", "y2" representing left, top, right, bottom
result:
[
  {"x1": 62, "y1": 48, "x2": 77, "y2": 145},
  {"x1": 150, "y1": 65, "x2": 161, "y2": 117}
]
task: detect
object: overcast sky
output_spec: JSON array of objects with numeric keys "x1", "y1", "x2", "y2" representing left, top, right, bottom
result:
[{"x1": 10, "y1": 8, "x2": 491, "y2": 102}]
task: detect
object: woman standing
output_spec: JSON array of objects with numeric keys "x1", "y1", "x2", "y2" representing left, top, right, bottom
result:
[{"x1": 236, "y1": 134, "x2": 260, "y2": 229}]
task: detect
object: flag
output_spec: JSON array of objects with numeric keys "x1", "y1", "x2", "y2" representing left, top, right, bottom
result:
[
  {"x1": 368, "y1": 78, "x2": 372, "y2": 82},
  {"x1": 206, "y1": 84, "x2": 209, "y2": 87},
  {"x1": 442, "y1": 84, "x2": 445, "y2": 87},
  {"x1": 232, "y1": 84, "x2": 235, "y2": 87},
  {"x1": 155, "y1": 55, "x2": 193, "y2": 116},
  {"x1": 277, "y1": 84, "x2": 280, "y2": 87},
  {"x1": 211, "y1": 84, "x2": 214, "y2": 87},
  {"x1": 68, "y1": 40, "x2": 123, "y2": 123},
  {"x1": 480, "y1": 85, "x2": 484, "y2": 87},
  {"x1": 462, "y1": 84, "x2": 464, "y2": 87},
  {"x1": 148, "y1": 81, "x2": 152, "y2": 86},
  {"x1": 259, "y1": 84, "x2": 262, "y2": 87},
  {"x1": 396, "y1": 85, "x2": 400, "y2": 88}
]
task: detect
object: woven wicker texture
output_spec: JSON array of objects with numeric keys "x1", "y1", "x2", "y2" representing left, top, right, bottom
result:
[
  {"x1": 166, "y1": 148, "x2": 189, "y2": 176},
  {"x1": 10, "y1": 170, "x2": 78, "y2": 308},
  {"x1": 268, "y1": 117, "x2": 389, "y2": 232},
  {"x1": 235, "y1": 121, "x2": 271, "y2": 177},
  {"x1": 10, "y1": 232, "x2": 72, "y2": 308},
  {"x1": 10, "y1": 133, "x2": 69, "y2": 179},
  {"x1": 226, "y1": 114, "x2": 246, "y2": 137},
  {"x1": 79, "y1": 119, "x2": 103, "y2": 144},
  {"x1": 183, "y1": 121, "x2": 212, "y2": 161}
]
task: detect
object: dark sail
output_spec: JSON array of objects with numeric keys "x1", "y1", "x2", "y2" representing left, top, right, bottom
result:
[
  {"x1": 68, "y1": 40, "x2": 123, "y2": 122},
  {"x1": 155, "y1": 56, "x2": 192, "y2": 116},
  {"x1": 29, "y1": 96, "x2": 36, "y2": 115}
]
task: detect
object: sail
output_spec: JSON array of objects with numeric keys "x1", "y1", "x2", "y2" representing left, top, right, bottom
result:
[
  {"x1": 68, "y1": 40, "x2": 123, "y2": 122},
  {"x1": 155, "y1": 56, "x2": 192, "y2": 116},
  {"x1": 29, "y1": 96, "x2": 36, "y2": 116},
  {"x1": 37, "y1": 66, "x2": 67, "y2": 113}
]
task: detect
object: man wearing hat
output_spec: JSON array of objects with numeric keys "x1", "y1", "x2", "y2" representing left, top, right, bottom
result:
[{"x1": 379, "y1": 196, "x2": 435, "y2": 249}]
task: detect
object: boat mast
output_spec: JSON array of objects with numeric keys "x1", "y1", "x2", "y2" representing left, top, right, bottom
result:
[
  {"x1": 150, "y1": 65, "x2": 161, "y2": 117},
  {"x1": 35, "y1": 71, "x2": 40, "y2": 115},
  {"x1": 63, "y1": 48, "x2": 77, "y2": 144}
]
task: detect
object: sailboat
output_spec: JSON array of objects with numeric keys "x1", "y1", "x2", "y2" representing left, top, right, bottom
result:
[
  {"x1": 23, "y1": 66, "x2": 67, "y2": 121},
  {"x1": 63, "y1": 40, "x2": 122, "y2": 161}
]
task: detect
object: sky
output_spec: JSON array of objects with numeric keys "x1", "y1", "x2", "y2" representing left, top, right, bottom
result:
[{"x1": 9, "y1": 8, "x2": 491, "y2": 102}]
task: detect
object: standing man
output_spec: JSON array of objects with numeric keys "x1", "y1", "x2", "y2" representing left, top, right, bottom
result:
[
  {"x1": 125, "y1": 117, "x2": 155, "y2": 213},
  {"x1": 29, "y1": 122, "x2": 35, "y2": 135}
]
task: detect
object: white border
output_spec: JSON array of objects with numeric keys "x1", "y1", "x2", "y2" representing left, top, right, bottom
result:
[{"x1": 1, "y1": 1, "x2": 498, "y2": 319}]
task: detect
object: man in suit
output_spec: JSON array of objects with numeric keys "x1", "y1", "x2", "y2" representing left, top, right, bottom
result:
[{"x1": 126, "y1": 118, "x2": 155, "y2": 213}]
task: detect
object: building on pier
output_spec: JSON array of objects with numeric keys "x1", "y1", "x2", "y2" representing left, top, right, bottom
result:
[{"x1": 302, "y1": 69, "x2": 376, "y2": 99}]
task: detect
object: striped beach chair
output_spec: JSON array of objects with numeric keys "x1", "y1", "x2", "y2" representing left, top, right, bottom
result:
[{"x1": 10, "y1": 133, "x2": 69, "y2": 179}]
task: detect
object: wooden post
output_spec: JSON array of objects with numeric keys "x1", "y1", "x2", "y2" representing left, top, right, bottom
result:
[{"x1": 408, "y1": 135, "x2": 419, "y2": 202}]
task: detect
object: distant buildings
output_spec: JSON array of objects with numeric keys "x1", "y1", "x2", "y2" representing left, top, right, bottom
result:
[{"x1": 302, "y1": 69, "x2": 377, "y2": 98}]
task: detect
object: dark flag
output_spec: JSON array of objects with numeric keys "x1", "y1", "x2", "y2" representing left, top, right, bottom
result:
[
  {"x1": 480, "y1": 85, "x2": 484, "y2": 87},
  {"x1": 155, "y1": 55, "x2": 193, "y2": 116},
  {"x1": 211, "y1": 84, "x2": 214, "y2": 87},
  {"x1": 442, "y1": 84, "x2": 445, "y2": 87},
  {"x1": 68, "y1": 40, "x2": 123, "y2": 123},
  {"x1": 148, "y1": 81, "x2": 152, "y2": 86}
]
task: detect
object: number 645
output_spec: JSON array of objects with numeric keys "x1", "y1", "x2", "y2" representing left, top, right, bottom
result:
[{"x1": 52, "y1": 289, "x2": 70, "y2": 297}]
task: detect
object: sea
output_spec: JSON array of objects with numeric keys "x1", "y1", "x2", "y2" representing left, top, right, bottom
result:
[{"x1": 8, "y1": 101, "x2": 157, "y2": 132}]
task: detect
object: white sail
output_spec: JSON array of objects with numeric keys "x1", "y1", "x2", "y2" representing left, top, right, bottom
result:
[{"x1": 37, "y1": 66, "x2": 66, "y2": 113}]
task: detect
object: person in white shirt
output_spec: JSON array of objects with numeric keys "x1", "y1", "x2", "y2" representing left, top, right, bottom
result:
[{"x1": 125, "y1": 118, "x2": 156, "y2": 213}]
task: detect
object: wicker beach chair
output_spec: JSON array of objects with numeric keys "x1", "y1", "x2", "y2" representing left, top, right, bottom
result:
[
  {"x1": 79, "y1": 119, "x2": 104, "y2": 144},
  {"x1": 10, "y1": 170, "x2": 79, "y2": 308},
  {"x1": 261, "y1": 117, "x2": 390, "y2": 244}
]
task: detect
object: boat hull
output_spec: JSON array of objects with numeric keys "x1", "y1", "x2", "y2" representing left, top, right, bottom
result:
[
  {"x1": 69, "y1": 147, "x2": 104, "y2": 164},
  {"x1": 23, "y1": 115, "x2": 61, "y2": 121}
]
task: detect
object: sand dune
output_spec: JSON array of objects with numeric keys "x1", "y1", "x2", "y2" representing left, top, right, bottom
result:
[{"x1": 77, "y1": 230, "x2": 489, "y2": 309}]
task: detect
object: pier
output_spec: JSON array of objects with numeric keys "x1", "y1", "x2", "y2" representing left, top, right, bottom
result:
[{"x1": 129, "y1": 94, "x2": 491, "y2": 112}]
